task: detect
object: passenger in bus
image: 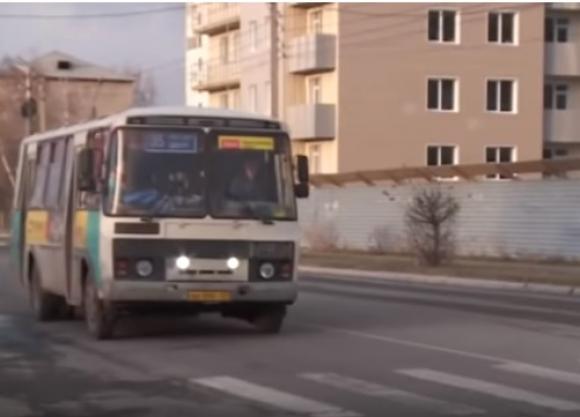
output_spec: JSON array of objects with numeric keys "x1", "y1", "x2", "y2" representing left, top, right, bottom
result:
[{"x1": 227, "y1": 158, "x2": 268, "y2": 202}]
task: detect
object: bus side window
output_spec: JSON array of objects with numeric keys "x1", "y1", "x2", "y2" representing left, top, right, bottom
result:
[
  {"x1": 29, "y1": 143, "x2": 50, "y2": 209},
  {"x1": 44, "y1": 139, "x2": 66, "y2": 209}
]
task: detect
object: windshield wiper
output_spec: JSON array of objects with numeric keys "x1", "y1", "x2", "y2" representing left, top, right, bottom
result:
[{"x1": 244, "y1": 202, "x2": 274, "y2": 225}]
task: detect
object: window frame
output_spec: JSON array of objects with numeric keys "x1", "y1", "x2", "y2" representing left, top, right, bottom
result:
[
  {"x1": 426, "y1": 144, "x2": 459, "y2": 167},
  {"x1": 487, "y1": 11, "x2": 518, "y2": 45},
  {"x1": 485, "y1": 145, "x2": 517, "y2": 180},
  {"x1": 485, "y1": 78, "x2": 518, "y2": 114},
  {"x1": 545, "y1": 16, "x2": 569, "y2": 43},
  {"x1": 427, "y1": 9, "x2": 460, "y2": 44},
  {"x1": 544, "y1": 82, "x2": 568, "y2": 110},
  {"x1": 426, "y1": 77, "x2": 459, "y2": 112},
  {"x1": 307, "y1": 7, "x2": 324, "y2": 34},
  {"x1": 307, "y1": 75, "x2": 322, "y2": 104},
  {"x1": 249, "y1": 20, "x2": 258, "y2": 52}
]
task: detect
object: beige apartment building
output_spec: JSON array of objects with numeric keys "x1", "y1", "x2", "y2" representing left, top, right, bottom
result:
[{"x1": 185, "y1": 3, "x2": 580, "y2": 174}]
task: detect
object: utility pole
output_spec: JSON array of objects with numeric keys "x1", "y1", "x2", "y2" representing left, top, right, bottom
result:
[
  {"x1": 270, "y1": 2, "x2": 279, "y2": 118},
  {"x1": 15, "y1": 63, "x2": 33, "y2": 136}
]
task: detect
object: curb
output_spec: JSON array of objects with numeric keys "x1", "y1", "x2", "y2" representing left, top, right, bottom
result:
[{"x1": 299, "y1": 265, "x2": 580, "y2": 297}]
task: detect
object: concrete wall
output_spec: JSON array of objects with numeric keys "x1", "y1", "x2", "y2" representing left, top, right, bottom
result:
[{"x1": 298, "y1": 179, "x2": 580, "y2": 261}]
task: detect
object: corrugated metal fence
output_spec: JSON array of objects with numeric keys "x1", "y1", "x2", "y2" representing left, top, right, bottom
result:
[{"x1": 298, "y1": 179, "x2": 580, "y2": 261}]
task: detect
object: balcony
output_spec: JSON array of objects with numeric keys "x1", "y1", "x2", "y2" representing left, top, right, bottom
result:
[
  {"x1": 544, "y1": 110, "x2": 580, "y2": 143},
  {"x1": 286, "y1": 103, "x2": 335, "y2": 140},
  {"x1": 290, "y1": 3, "x2": 329, "y2": 8},
  {"x1": 545, "y1": 43, "x2": 580, "y2": 77},
  {"x1": 547, "y1": 3, "x2": 580, "y2": 11},
  {"x1": 193, "y1": 62, "x2": 240, "y2": 92},
  {"x1": 288, "y1": 34, "x2": 336, "y2": 74},
  {"x1": 195, "y1": 4, "x2": 240, "y2": 36}
]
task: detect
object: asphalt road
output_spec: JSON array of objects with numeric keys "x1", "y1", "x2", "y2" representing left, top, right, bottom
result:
[{"x1": 1, "y1": 248, "x2": 580, "y2": 417}]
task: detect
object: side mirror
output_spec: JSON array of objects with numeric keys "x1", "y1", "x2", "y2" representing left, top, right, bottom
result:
[
  {"x1": 295, "y1": 182, "x2": 309, "y2": 199},
  {"x1": 77, "y1": 148, "x2": 96, "y2": 192},
  {"x1": 296, "y1": 155, "x2": 309, "y2": 184}
]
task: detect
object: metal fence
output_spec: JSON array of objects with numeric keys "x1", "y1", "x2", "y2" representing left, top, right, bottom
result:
[{"x1": 298, "y1": 178, "x2": 580, "y2": 261}]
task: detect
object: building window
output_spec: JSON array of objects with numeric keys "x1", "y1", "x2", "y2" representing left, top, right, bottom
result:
[
  {"x1": 249, "y1": 84, "x2": 258, "y2": 112},
  {"x1": 249, "y1": 21, "x2": 258, "y2": 52},
  {"x1": 544, "y1": 147, "x2": 568, "y2": 159},
  {"x1": 265, "y1": 81, "x2": 271, "y2": 115},
  {"x1": 218, "y1": 92, "x2": 228, "y2": 109},
  {"x1": 307, "y1": 76, "x2": 322, "y2": 104},
  {"x1": 308, "y1": 144, "x2": 321, "y2": 174},
  {"x1": 486, "y1": 146, "x2": 515, "y2": 179},
  {"x1": 488, "y1": 12, "x2": 516, "y2": 44},
  {"x1": 544, "y1": 83, "x2": 568, "y2": 110},
  {"x1": 427, "y1": 78, "x2": 457, "y2": 111},
  {"x1": 486, "y1": 80, "x2": 516, "y2": 113},
  {"x1": 427, "y1": 145, "x2": 457, "y2": 166},
  {"x1": 545, "y1": 17, "x2": 569, "y2": 43},
  {"x1": 219, "y1": 36, "x2": 229, "y2": 64},
  {"x1": 307, "y1": 8, "x2": 323, "y2": 34},
  {"x1": 428, "y1": 10, "x2": 457, "y2": 43}
]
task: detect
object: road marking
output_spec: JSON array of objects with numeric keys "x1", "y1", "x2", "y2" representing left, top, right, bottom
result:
[
  {"x1": 0, "y1": 352, "x2": 20, "y2": 360},
  {"x1": 495, "y1": 362, "x2": 580, "y2": 386},
  {"x1": 193, "y1": 376, "x2": 361, "y2": 417},
  {"x1": 397, "y1": 369, "x2": 580, "y2": 412},
  {"x1": 299, "y1": 323, "x2": 515, "y2": 364},
  {"x1": 300, "y1": 372, "x2": 483, "y2": 415}
]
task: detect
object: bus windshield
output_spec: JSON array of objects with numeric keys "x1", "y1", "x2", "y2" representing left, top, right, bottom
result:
[{"x1": 105, "y1": 128, "x2": 297, "y2": 220}]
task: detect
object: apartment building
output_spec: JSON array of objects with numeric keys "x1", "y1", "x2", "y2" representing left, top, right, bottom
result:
[{"x1": 185, "y1": 3, "x2": 579, "y2": 174}]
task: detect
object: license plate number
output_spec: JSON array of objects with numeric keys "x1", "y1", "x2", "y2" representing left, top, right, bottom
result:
[{"x1": 188, "y1": 291, "x2": 231, "y2": 302}]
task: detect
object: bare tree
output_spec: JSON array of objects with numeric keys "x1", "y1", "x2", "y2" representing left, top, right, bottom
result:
[
  {"x1": 132, "y1": 71, "x2": 156, "y2": 106},
  {"x1": 405, "y1": 186, "x2": 460, "y2": 266}
]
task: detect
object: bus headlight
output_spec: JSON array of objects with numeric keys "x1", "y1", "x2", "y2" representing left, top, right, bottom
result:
[
  {"x1": 259, "y1": 262, "x2": 276, "y2": 280},
  {"x1": 227, "y1": 257, "x2": 240, "y2": 270},
  {"x1": 176, "y1": 255, "x2": 191, "y2": 271},
  {"x1": 136, "y1": 259, "x2": 153, "y2": 277}
]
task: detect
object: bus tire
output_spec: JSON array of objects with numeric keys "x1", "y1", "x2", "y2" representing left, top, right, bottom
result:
[
  {"x1": 252, "y1": 305, "x2": 286, "y2": 334},
  {"x1": 30, "y1": 263, "x2": 63, "y2": 322},
  {"x1": 84, "y1": 278, "x2": 116, "y2": 340}
]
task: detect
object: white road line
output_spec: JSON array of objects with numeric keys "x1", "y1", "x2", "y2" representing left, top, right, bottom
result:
[
  {"x1": 397, "y1": 369, "x2": 580, "y2": 412},
  {"x1": 193, "y1": 376, "x2": 361, "y2": 417},
  {"x1": 300, "y1": 372, "x2": 483, "y2": 415},
  {"x1": 495, "y1": 362, "x2": 580, "y2": 386},
  {"x1": 299, "y1": 323, "x2": 514, "y2": 364}
]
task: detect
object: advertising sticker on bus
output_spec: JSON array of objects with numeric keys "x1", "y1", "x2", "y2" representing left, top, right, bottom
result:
[{"x1": 218, "y1": 136, "x2": 274, "y2": 151}]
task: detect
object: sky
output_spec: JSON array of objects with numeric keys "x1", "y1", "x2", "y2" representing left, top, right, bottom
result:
[{"x1": 0, "y1": 3, "x2": 185, "y2": 105}]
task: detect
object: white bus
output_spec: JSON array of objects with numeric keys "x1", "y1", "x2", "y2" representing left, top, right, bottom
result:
[{"x1": 10, "y1": 107, "x2": 309, "y2": 339}]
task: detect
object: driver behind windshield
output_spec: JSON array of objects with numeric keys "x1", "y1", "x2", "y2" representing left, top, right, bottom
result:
[{"x1": 227, "y1": 157, "x2": 272, "y2": 202}]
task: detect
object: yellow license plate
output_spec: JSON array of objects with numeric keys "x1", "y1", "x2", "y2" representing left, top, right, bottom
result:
[{"x1": 188, "y1": 291, "x2": 231, "y2": 302}]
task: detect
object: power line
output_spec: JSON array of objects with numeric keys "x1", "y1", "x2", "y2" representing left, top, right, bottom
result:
[{"x1": 0, "y1": 5, "x2": 183, "y2": 20}]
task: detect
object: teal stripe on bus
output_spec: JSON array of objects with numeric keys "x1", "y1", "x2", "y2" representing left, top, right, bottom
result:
[
  {"x1": 86, "y1": 211, "x2": 101, "y2": 285},
  {"x1": 9, "y1": 211, "x2": 21, "y2": 265}
]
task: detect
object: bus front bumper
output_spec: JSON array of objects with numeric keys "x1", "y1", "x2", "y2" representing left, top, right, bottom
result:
[{"x1": 101, "y1": 280, "x2": 298, "y2": 304}]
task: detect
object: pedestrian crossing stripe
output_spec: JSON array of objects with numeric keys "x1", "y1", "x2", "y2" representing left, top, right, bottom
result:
[
  {"x1": 300, "y1": 372, "x2": 483, "y2": 415},
  {"x1": 193, "y1": 376, "x2": 361, "y2": 417},
  {"x1": 495, "y1": 362, "x2": 580, "y2": 387},
  {"x1": 398, "y1": 368, "x2": 580, "y2": 412}
]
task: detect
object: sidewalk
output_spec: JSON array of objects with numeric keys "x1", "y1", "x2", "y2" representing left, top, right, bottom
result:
[
  {"x1": 300, "y1": 251, "x2": 580, "y2": 297},
  {"x1": 299, "y1": 265, "x2": 580, "y2": 296}
]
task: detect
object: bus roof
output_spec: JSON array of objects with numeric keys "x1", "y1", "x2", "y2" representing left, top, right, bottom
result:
[{"x1": 21, "y1": 106, "x2": 281, "y2": 144}]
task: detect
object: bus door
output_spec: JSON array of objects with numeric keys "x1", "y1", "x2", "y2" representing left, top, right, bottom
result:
[{"x1": 15, "y1": 144, "x2": 37, "y2": 282}]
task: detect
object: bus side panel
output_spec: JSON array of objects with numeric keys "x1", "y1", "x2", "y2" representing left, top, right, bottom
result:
[{"x1": 74, "y1": 210, "x2": 101, "y2": 285}]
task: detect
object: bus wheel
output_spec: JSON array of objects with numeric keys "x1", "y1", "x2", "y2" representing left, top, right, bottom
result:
[
  {"x1": 252, "y1": 305, "x2": 286, "y2": 334},
  {"x1": 30, "y1": 263, "x2": 63, "y2": 322},
  {"x1": 84, "y1": 278, "x2": 116, "y2": 340}
]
